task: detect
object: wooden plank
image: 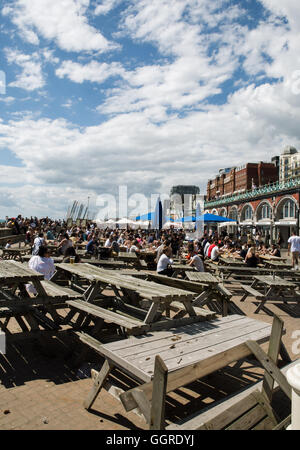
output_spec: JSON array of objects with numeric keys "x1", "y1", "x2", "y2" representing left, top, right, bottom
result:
[
  {"x1": 225, "y1": 403, "x2": 267, "y2": 430},
  {"x1": 240, "y1": 285, "x2": 265, "y2": 298},
  {"x1": 262, "y1": 315, "x2": 284, "y2": 402},
  {"x1": 116, "y1": 320, "x2": 272, "y2": 372},
  {"x1": 166, "y1": 359, "x2": 299, "y2": 430},
  {"x1": 120, "y1": 331, "x2": 271, "y2": 412},
  {"x1": 78, "y1": 332, "x2": 148, "y2": 383},
  {"x1": 98, "y1": 315, "x2": 261, "y2": 354},
  {"x1": 150, "y1": 356, "x2": 168, "y2": 430},
  {"x1": 67, "y1": 300, "x2": 145, "y2": 330},
  {"x1": 200, "y1": 393, "x2": 258, "y2": 430},
  {"x1": 84, "y1": 359, "x2": 114, "y2": 410},
  {"x1": 245, "y1": 340, "x2": 292, "y2": 400}
]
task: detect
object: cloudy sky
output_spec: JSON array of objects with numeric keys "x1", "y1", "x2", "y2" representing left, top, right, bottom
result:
[{"x1": 1, "y1": 0, "x2": 300, "y2": 219}]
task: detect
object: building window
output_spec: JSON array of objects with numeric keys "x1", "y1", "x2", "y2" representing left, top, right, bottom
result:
[
  {"x1": 283, "y1": 200, "x2": 296, "y2": 218},
  {"x1": 243, "y1": 205, "x2": 253, "y2": 220},
  {"x1": 229, "y1": 209, "x2": 238, "y2": 220},
  {"x1": 261, "y1": 204, "x2": 271, "y2": 219}
]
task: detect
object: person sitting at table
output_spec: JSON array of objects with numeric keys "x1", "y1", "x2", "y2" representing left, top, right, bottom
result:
[
  {"x1": 157, "y1": 246, "x2": 174, "y2": 277},
  {"x1": 269, "y1": 243, "x2": 281, "y2": 258},
  {"x1": 239, "y1": 243, "x2": 248, "y2": 260},
  {"x1": 46, "y1": 228, "x2": 55, "y2": 241},
  {"x1": 210, "y1": 240, "x2": 220, "y2": 262},
  {"x1": 187, "y1": 249, "x2": 204, "y2": 272},
  {"x1": 129, "y1": 239, "x2": 141, "y2": 254},
  {"x1": 63, "y1": 246, "x2": 81, "y2": 263},
  {"x1": 117, "y1": 233, "x2": 125, "y2": 246},
  {"x1": 204, "y1": 238, "x2": 213, "y2": 258},
  {"x1": 186, "y1": 242, "x2": 195, "y2": 260},
  {"x1": 258, "y1": 243, "x2": 268, "y2": 255},
  {"x1": 5, "y1": 240, "x2": 12, "y2": 249},
  {"x1": 112, "y1": 238, "x2": 120, "y2": 254},
  {"x1": 245, "y1": 246, "x2": 259, "y2": 267},
  {"x1": 57, "y1": 232, "x2": 73, "y2": 256},
  {"x1": 86, "y1": 236, "x2": 97, "y2": 255},
  {"x1": 26, "y1": 246, "x2": 55, "y2": 294},
  {"x1": 104, "y1": 234, "x2": 113, "y2": 248},
  {"x1": 32, "y1": 232, "x2": 45, "y2": 255}
]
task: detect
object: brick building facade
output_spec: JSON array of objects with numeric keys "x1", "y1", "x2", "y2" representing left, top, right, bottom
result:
[{"x1": 207, "y1": 162, "x2": 279, "y2": 202}]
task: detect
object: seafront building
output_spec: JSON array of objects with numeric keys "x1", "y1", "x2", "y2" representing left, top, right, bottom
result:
[{"x1": 204, "y1": 146, "x2": 300, "y2": 247}]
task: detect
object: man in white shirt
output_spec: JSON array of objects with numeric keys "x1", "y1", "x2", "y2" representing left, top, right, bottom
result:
[
  {"x1": 188, "y1": 250, "x2": 204, "y2": 272},
  {"x1": 288, "y1": 230, "x2": 300, "y2": 269},
  {"x1": 211, "y1": 244, "x2": 220, "y2": 262},
  {"x1": 32, "y1": 233, "x2": 45, "y2": 255},
  {"x1": 204, "y1": 239, "x2": 212, "y2": 258},
  {"x1": 104, "y1": 236, "x2": 113, "y2": 248},
  {"x1": 157, "y1": 246, "x2": 174, "y2": 276}
]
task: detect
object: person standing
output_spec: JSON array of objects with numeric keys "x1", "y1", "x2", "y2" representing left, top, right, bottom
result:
[{"x1": 288, "y1": 229, "x2": 300, "y2": 270}]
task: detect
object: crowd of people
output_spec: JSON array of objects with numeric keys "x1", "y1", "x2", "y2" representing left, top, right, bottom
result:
[{"x1": 3, "y1": 215, "x2": 297, "y2": 289}]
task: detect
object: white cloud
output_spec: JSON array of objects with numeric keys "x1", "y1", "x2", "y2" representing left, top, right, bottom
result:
[
  {"x1": 5, "y1": 49, "x2": 45, "y2": 91},
  {"x1": 94, "y1": 0, "x2": 122, "y2": 15},
  {"x1": 4, "y1": 0, "x2": 119, "y2": 53},
  {"x1": 56, "y1": 60, "x2": 125, "y2": 83},
  {"x1": 0, "y1": 96, "x2": 15, "y2": 104}
]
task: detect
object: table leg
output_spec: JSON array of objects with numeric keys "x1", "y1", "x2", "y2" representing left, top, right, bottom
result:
[
  {"x1": 144, "y1": 302, "x2": 160, "y2": 324},
  {"x1": 254, "y1": 287, "x2": 273, "y2": 314},
  {"x1": 84, "y1": 359, "x2": 114, "y2": 410},
  {"x1": 192, "y1": 289, "x2": 211, "y2": 308}
]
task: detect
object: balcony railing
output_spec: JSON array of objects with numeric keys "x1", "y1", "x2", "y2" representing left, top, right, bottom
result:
[{"x1": 204, "y1": 177, "x2": 300, "y2": 209}]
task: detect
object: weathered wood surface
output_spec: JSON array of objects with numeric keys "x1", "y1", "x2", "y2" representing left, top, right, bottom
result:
[
  {"x1": 253, "y1": 275, "x2": 296, "y2": 288},
  {"x1": 166, "y1": 359, "x2": 298, "y2": 430},
  {"x1": 0, "y1": 260, "x2": 44, "y2": 283},
  {"x1": 185, "y1": 272, "x2": 219, "y2": 284},
  {"x1": 96, "y1": 315, "x2": 272, "y2": 386},
  {"x1": 67, "y1": 299, "x2": 147, "y2": 333},
  {"x1": 56, "y1": 263, "x2": 195, "y2": 303}
]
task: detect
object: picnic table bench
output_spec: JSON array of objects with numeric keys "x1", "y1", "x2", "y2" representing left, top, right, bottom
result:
[
  {"x1": 171, "y1": 263, "x2": 197, "y2": 278},
  {"x1": 184, "y1": 271, "x2": 243, "y2": 316},
  {"x1": 113, "y1": 252, "x2": 147, "y2": 270},
  {"x1": 207, "y1": 264, "x2": 295, "y2": 283},
  {"x1": 56, "y1": 263, "x2": 210, "y2": 335},
  {"x1": 81, "y1": 314, "x2": 273, "y2": 425},
  {"x1": 2, "y1": 247, "x2": 32, "y2": 262},
  {"x1": 262, "y1": 259, "x2": 293, "y2": 270},
  {"x1": 240, "y1": 274, "x2": 300, "y2": 314},
  {"x1": 166, "y1": 315, "x2": 293, "y2": 431},
  {"x1": 0, "y1": 260, "x2": 81, "y2": 335}
]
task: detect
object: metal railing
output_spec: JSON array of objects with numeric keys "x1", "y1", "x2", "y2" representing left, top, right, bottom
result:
[{"x1": 204, "y1": 177, "x2": 300, "y2": 209}]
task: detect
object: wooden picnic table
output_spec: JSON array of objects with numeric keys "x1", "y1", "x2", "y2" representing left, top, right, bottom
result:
[
  {"x1": 171, "y1": 263, "x2": 197, "y2": 278},
  {"x1": 82, "y1": 314, "x2": 273, "y2": 420},
  {"x1": 219, "y1": 257, "x2": 244, "y2": 266},
  {"x1": 258, "y1": 254, "x2": 287, "y2": 262},
  {"x1": 261, "y1": 259, "x2": 292, "y2": 270},
  {"x1": 55, "y1": 263, "x2": 205, "y2": 334},
  {"x1": 184, "y1": 271, "x2": 240, "y2": 316},
  {"x1": 0, "y1": 260, "x2": 81, "y2": 335},
  {"x1": 22, "y1": 255, "x2": 127, "y2": 269},
  {"x1": 113, "y1": 251, "x2": 147, "y2": 270},
  {"x1": 240, "y1": 274, "x2": 300, "y2": 314},
  {"x1": 2, "y1": 246, "x2": 32, "y2": 261}
]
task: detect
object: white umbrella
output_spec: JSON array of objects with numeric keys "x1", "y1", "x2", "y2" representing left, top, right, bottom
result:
[
  {"x1": 116, "y1": 218, "x2": 137, "y2": 229},
  {"x1": 163, "y1": 221, "x2": 182, "y2": 229}
]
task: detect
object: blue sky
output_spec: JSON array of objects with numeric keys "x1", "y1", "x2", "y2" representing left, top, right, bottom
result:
[{"x1": 0, "y1": 0, "x2": 300, "y2": 218}]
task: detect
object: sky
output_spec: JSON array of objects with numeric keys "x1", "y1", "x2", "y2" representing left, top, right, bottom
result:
[{"x1": 1, "y1": 0, "x2": 300, "y2": 219}]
